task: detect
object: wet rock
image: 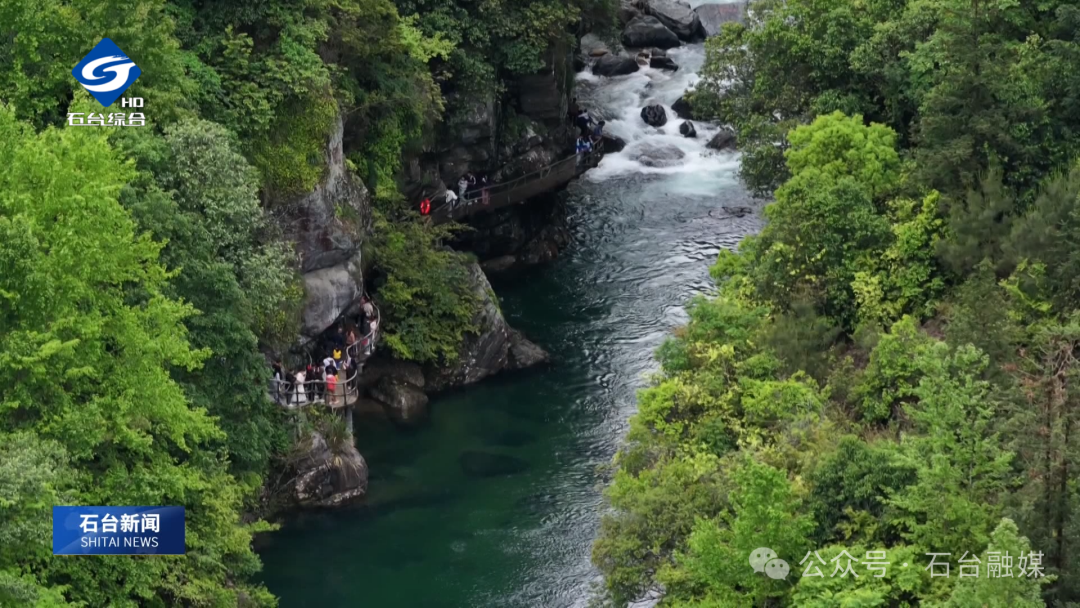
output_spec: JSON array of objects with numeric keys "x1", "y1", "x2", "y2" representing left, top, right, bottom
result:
[
  {"x1": 509, "y1": 328, "x2": 550, "y2": 368},
  {"x1": 672, "y1": 95, "x2": 693, "y2": 119},
  {"x1": 459, "y1": 451, "x2": 531, "y2": 478},
  {"x1": 629, "y1": 142, "x2": 686, "y2": 167},
  {"x1": 481, "y1": 255, "x2": 519, "y2": 274},
  {"x1": 640, "y1": 104, "x2": 668, "y2": 127},
  {"x1": 695, "y1": 2, "x2": 746, "y2": 37},
  {"x1": 650, "y1": 47, "x2": 668, "y2": 58},
  {"x1": 622, "y1": 16, "x2": 681, "y2": 49},
  {"x1": 601, "y1": 133, "x2": 627, "y2": 152},
  {"x1": 679, "y1": 120, "x2": 697, "y2": 138},
  {"x1": 593, "y1": 53, "x2": 640, "y2": 77},
  {"x1": 300, "y1": 253, "x2": 362, "y2": 341},
  {"x1": 723, "y1": 206, "x2": 753, "y2": 217},
  {"x1": 371, "y1": 376, "x2": 429, "y2": 426},
  {"x1": 581, "y1": 33, "x2": 610, "y2": 58},
  {"x1": 356, "y1": 359, "x2": 426, "y2": 391},
  {"x1": 424, "y1": 262, "x2": 549, "y2": 391},
  {"x1": 293, "y1": 431, "x2": 369, "y2": 508},
  {"x1": 650, "y1": 56, "x2": 679, "y2": 71},
  {"x1": 646, "y1": 0, "x2": 705, "y2": 41},
  {"x1": 707, "y1": 128, "x2": 738, "y2": 151}
]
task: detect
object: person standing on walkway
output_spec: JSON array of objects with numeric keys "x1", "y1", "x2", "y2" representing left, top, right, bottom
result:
[
  {"x1": 326, "y1": 370, "x2": 339, "y2": 406},
  {"x1": 479, "y1": 174, "x2": 490, "y2": 206},
  {"x1": 576, "y1": 136, "x2": 592, "y2": 167},
  {"x1": 591, "y1": 120, "x2": 606, "y2": 146},
  {"x1": 443, "y1": 188, "x2": 457, "y2": 213},
  {"x1": 576, "y1": 109, "x2": 592, "y2": 137}
]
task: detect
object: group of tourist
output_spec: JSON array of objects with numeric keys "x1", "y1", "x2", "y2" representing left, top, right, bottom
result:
[
  {"x1": 570, "y1": 98, "x2": 605, "y2": 165},
  {"x1": 271, "y1": 296, "x2": 378, "y2": 407}
]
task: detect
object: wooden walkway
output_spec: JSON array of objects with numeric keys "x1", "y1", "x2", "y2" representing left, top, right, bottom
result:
[{"x1": 432, "y1": 144, "x2": 603, "y2": 223}]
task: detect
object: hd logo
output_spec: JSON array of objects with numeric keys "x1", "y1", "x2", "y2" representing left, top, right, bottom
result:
[{"x1": 71, "y1": 38, "x2": 141, "y2": 107}]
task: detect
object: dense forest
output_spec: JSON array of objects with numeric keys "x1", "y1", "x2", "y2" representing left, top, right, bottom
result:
[
  {"x1": 592, "y1": 0, "x2": 1080, "y2": 606},
  {"x1": 0, "y1": 0, "x2": 606, "y2": 604}
]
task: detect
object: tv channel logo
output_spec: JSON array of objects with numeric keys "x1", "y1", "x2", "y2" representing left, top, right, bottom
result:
[
  {"x1": 53, "y1": 506, "x2": 185, "y2": 555},
  {"x1": 71, "y1": 38, "x2": 141, "y2": 107}
]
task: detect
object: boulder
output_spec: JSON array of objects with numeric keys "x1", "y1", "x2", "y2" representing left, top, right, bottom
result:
[
  {"x1": 707, "y1": 128, "x2": 738, "y2": 151},
  {"x1": 280, "y1": 112, "x2": 371, "y2": 274},
  {"x1": 424, "y1": 262, "x2": 549, "y2": 391},
  {"x1": 646, "y1": 0, "x2": 705, "y2": 41},
  {"x1": 593, "y1": 53, "x2": 640, "y2": 77},
  {"x1": 640, "y1": 104, "x2": 668, "y2": 127},
  {"x1": 300, "y1": 253, "x2": 362, "y2": 340},
  {"x1": 293, "y1": 431, "x2": 369, "y2": 508},
  {"x1": 695, "y1": 2, "x2": 746, "y2": 37},
  {"x1": 672, "y1": 95, "x2": 693, "y2": 119},
  {"x1": 508, "y1": 329, "x2": 550, "y2": 368},
  {"x1": 650, "y1": 56, "x2": 679, "y2": 71},
  {"x1": 580, "y1": 33, "x2": 609, "y2": 58},
  {"x1": 622, "y1": 16, "x2": 681, "y2": 49},
  {"x1": 481, "y1": 255, "x2": 519, "y2": 274},
  {"x1": 618, "y1": 0, "x2": 643, "y2": 25},
  {"x1": 600, "y1": 133, "x2": 628, "y2": 152},
  {"x1": 371, "y1": 376, "x2": 430, "y2": 426},
  {"x1": 628, "y1": 142, "x2": 686, "y2": 167},
  {"x1": 679, "y1": 120, "x2": 697, "y2": 138},
  {"x1": 459, "y1": 451, "x2": 531, "y2": 478},
  {"x1": 357, "y1": 359, "x2": 426, "y2": 390},
  {"x1": 650, "y1": 47, "x2": 668, "y2": 58}
]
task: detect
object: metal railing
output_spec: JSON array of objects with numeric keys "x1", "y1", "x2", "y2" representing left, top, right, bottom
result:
[
  {"x1": 271, "y1": 365, "x2": 361, "y2": 409},
  {"x1": 431, "y1": 141, "x2": 604, "y2": 222},
  {"x1": 271, "y1": 298, "x2": 381, "y2": 409}
]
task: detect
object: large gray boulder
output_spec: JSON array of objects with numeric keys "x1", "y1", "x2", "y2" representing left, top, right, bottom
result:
[
  {"x1": 293, "y1": 431, "x2": 369, "y2": 508},
  {"x1": 593, "y1": 53, "x2": 640, "y2": 77},
  {"x1": 281, "y1": 112, "x2": 371, "y2": 274},
  {"x1": 646, "y1": 0, "x2": 705, "y2": 41},
  {"x1": 371, "y1": 376, "x2": 430, "y2": 426},
  {"x1": 424, "y1": 262, "x2": 548, "y2": 391},
  {"x1": 679, "y1": 120, "x2": 697, "y2": 138},
  {"x1": 300, "y1": 253, "x2": 362, "y2": 341},
  {"x1": 622, "y1": 16, "x2": 681, "y2": 49},
  {"x1": 650, "y1": 55, "x2": 679, "y2": 71},
  {"x1": 640, "y1": 104, "x2": 668, "y2": 127},
  {"x1": 618, "y1": 0, "x2": 643, "y2": 25},
  {"x1": 695, "y1": 2, "x2": 746, "y2": 37}
]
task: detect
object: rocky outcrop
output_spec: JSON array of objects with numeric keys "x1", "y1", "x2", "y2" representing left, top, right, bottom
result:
[
  {"x1": 707, "y1": 128, "x2": 738, "y2": 151},
  {"x1": 293, "y1": 431, "x2": 369, "y2": 508},
  {"x1": 641, "y1": 104, "x2": 668, "y2": 127},
  {"x1": 282, "y1": 113, "x2": 372, "y2": 275},
  {"x1": 650, "y1": 55, "x2": 679, "y2": 71},
  {"x1": 646, "y1": 0, "x2": 705, "y2": 41},
  {"x1": 672, "y1": 95, "x2": 693, "y2": 119},
  {"x1": 601, "y1": 133, "x2": 628, "y2": 152},
  {"x1": 679, "y1": 120, "x2": 697, "y2": 138},
  {"x1": 622, "y1": 16, "x2": 681, "y2": 49},
  {"x1": 695, "y1": 2, "x2": 746, "y2": 37},
  {"x1": 300, "y1": 251, "x2": 363, "y2": 341},
  {"x1": 450, "y1": 190, "x2": 571, "y2": 268},
  {"x1": 424, "y1": 262, "x2": 548, "y2": 391},
  {"x1": 593, "y1": 53, "x2": 640, "y2": 77},
  {"x1": 371, "y1": 376, "x2": 429, "y2": 426},
  {"x1": 628, "y1": 142, "x2": 686, "y2": 167}
]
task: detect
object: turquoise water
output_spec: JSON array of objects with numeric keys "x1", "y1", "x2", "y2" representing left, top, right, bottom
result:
[{"x1": 257, "y1": 43, "x2": 760, "y2": 607}]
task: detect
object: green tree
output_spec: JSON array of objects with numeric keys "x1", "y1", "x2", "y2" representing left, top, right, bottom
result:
[
  {"x1": 944, "y1": 518, "x2": 1047, "y2": 607},
  {"x1": 0, "y1": 107, "x2": 273, "y2": 606}
]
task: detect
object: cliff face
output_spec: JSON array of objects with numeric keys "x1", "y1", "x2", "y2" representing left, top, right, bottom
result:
[{"x1": 276, "y1": 112, "x2": 373, "y2": 343}]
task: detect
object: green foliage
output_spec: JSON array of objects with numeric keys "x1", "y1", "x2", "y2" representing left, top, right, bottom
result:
[
  {"x1": 371, "y1": 209, "x2": 479, "y2": 363},
  {"x1": 784, "y1": 112, "x2": 901, "y2": 200},
  {"x1": 0, "y1": 107, "x2": 273, "y2": 606},
  {"x1": 944, "y1": 518, "x2": 1048, "y2": 607}
]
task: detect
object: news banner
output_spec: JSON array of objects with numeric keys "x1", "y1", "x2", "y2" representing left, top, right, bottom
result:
[{"x1": 52, "y1": 507, "x2": 185, "y2": 556}]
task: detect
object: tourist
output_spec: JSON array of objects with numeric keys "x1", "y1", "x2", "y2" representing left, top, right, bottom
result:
[
  {"x1": 479, "y1": 174, "x2": 490, "y2": 206},
  {"x1": 294, "y1": 368, "x2": 307, "y2": 404},
  {"x1": 366, "y1": 316, "x2": 379, "y2": 355},
  {"x1": 310, "y1": 364, "x2": 325, "y2": 402},
  {"x1": 361, "y1": 295, "x2": 375, "y2": 320},
  {"x1": 591, "y1": 120, "x2": 606, "y2": 146},
  {"x1": 576, "y1": 108, "x2": 592, "y2": 137},
  {"x1": 283, "y1": 370, "x2": 296, "y2": 407},
  {"x1": 443, "y1": 188, "x2": 457, "y2": 212},
  {"x1": 458, "y1": 173, "x2": 476, "y2": 205},
  {"x1": 326, "y1": 370, "x2": 339, "y2": 406},
  {"x1": 576, "y1": 136, "x2": 592, "y2": 166},
  {"x1": 272, "y1": 362, "x2": 286, "y2": 405}
]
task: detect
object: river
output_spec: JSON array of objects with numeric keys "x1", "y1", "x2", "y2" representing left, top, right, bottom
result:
[{"x1": 258, "y1": 39, "x2": 760, "y2": 608}]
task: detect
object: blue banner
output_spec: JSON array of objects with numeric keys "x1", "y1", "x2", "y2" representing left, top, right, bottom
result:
[{"x1": 52, "y1": 506, "x2": 185, "y2": 555}]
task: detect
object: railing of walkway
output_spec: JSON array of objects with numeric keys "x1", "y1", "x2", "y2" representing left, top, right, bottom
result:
[
  {"x1": 431, "y1": 142, "x2": 604, "y2": 222},
  {"x1": 271, "y1": 299, "x2": 381, "y2": 409}
]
